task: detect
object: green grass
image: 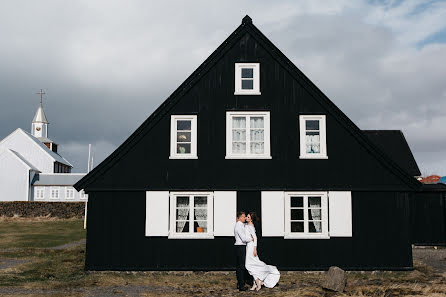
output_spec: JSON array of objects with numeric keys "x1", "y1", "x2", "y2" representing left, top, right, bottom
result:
[{"x1": 0, "y1": 219, "x2": 85, "y2": 249}]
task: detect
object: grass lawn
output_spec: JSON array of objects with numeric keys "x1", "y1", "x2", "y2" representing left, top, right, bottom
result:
[{"x1": 0, "y1": 218, "x2": 445, "y2": 296}]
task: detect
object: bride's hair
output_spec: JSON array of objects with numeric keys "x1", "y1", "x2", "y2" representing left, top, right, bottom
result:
[{"x1": 249, "y1": 212, "x2": 259, "y2": 222}]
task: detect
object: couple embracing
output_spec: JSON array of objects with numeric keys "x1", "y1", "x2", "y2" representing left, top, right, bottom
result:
[{"x1": 234, "y1": 211, "x2": 280, "y2": 291}]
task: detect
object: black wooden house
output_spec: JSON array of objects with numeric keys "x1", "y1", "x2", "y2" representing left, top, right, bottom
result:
[{"x1": 75, "y1": 16, "x2": 422, "y2": 271}]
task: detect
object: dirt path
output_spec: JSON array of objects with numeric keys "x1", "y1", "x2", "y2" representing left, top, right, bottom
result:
[{"x1": 50, "y1": 238, "x2": 86, "y2": 250}]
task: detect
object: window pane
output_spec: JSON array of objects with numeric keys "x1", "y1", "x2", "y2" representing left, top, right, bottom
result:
[
  {"x1": 241, "y1": 79, "x2": 254, "y2": 90},
  {"x1": 176, "y1": 221, "x2": 189, "y2": 233},
  {"x1": 194, "y1": 196, "x2": 207, "y2": 207},
  {"x1": 232, "y1": 142, "x2": 246, "y2": 154},
  {"x1": 306, "y1": 120, "x2": 319, "y2": 130},
  {"x1": 177, "y1": 120, "x2": 191, "y2": 131},
  {"x1": 308, "y1": 209, "x2": 322, "y2": 221},
  {"x1": 291, "y1": 222, "x2": 304, "y2": 233},
  {"x1": 309, "y1": 221, "x2": 322, "y2": 233},
  {"x1": 176, "y1": 196, "x2": 189, "y2": 207},
  {"x1": 176, "y1": 209, "x2": 190, "y2": 221},
  {"x1": 308, "y1": 196, "x2": 321, "y2": 207},
  {"x1": 306, "y1": 133, "x2": 320, "y2": 154},
  {"x1": 232, "y1": 130, "x2": 246, "y2": 141},
  {"x1": 241, "y1": 68, "x2": 254, "y2": 78},
  {"x1": 290, "y1": 196, "x2": 303, "y2": 207},
  {"x1": 250, "y1": 117, "x2": 264, "y2": 128},
  {"x1": 250, "y1": 142, "x2": 264, "y2": 154},
  {"x1": 291, "y1": 209, "x2": 304, "y2": 220},
  {"x1": 250, "y1": 129, "x2": 264, "y2": 141},
  {"x1": 232, "y1": 117, "x2": 246, "y2": 128},
  {"x1": 177, "y1": 132, "x2": 191, "y2": 142},
  {"x1": 194, "y1": 221, "x2": 207, "y2": 233},
  {"x1": 177, "y1": 143, "x2": 191, "y2": 154},
  {"x1": 194, "y1": 208, "x2": 207, "y2": 221}
]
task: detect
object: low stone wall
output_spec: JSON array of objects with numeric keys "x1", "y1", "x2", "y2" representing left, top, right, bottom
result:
[{"x1": 0, "y1": 202, "x2": 85, "y2": 218}]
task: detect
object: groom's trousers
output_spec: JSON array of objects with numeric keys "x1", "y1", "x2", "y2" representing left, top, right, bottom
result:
[{"x1": 234, "y1": 245, "x2": 246, "y2": 288}]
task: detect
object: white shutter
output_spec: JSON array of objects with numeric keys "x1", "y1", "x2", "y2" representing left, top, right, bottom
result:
[
  {"x1": 213, "y1": 191, "x2": 236, "y2": 236},
  {"x1": 261, "y1": 191, "x2": 284, "y2": 237},
  {"x1": 145, "y1": 191, "x2": 169, "y2": 236},
  {"x1": 328, "y1": 191, "x2": 352, "y2": 237}
]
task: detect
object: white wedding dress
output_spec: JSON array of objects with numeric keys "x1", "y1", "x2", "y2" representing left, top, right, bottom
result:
[{"x1": 245, "y1": 224, "x2": 280, "y2": 288}]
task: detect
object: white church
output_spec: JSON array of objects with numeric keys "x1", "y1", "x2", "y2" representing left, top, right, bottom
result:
[{"x1": 0, "y1": 95, "x2": 87, "y2": 202}]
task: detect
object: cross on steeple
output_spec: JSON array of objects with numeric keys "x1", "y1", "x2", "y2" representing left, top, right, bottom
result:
[{"x1": 36, "y1": 89, "x2": 46, "y2": 104}]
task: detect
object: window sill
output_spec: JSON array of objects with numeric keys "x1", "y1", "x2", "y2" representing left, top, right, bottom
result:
[
  {"x1": 168, "y1": 234, "x2": 214, "y2": 239},
  {"x1": 234, "y1": 91, "x2": 261, "y2": 95},
  {"x1": 225, "y1": 155, "x2": 272, "y2": 159},
  {"x1": 299, "y1": 155, "x2": 328, "y2": 159},
  {"x1": 169, "y1": 155, "x2": 198, "y2": 160},
  {"x1": 284, "y1": 234, "x2": 330, "y2": 239}
]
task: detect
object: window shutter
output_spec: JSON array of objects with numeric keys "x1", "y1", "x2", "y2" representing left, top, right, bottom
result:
[
  {"x1": 213, "y1": 191, "x2": 236, "y2": 236},
  {"x1": 145, "y1": 191, "x2": 169, "y2": 236},
  {"x1": 261, "y1": 191, "x2": 284, "y2": 237},
  {"x1": 328, "y1": 191, "x2": 352, "y2": 237}
]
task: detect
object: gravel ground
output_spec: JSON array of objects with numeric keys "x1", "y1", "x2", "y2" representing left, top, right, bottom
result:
[{"x1": 412, "y1": 245, "x2": 446, "y2": 272}]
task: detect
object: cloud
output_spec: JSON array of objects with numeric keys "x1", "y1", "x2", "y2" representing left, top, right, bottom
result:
[{"x1": 0, "y1": 0, "x2": 445, "y2": 175}]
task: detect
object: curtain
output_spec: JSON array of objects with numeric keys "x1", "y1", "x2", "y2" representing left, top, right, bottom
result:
[
  {"x1": 306, "y1": 133, "x2": 320, "y2": 154},
  {"x1": 232, "y1": 117, "x2": 247, "y2": 154},
  {"x1": 308, "y1": 197, "x2": 322, "y2": 232},
  {"x1": 176, "y1": 198, "x2": 190, "y2": 233}
]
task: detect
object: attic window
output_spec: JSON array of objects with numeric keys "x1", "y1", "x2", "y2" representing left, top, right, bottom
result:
[
  {"x1": 234, "y1": 63, "x2": 260, "y2": 95},
  {"x1": 170, "y1": 115, "x2": 198, "y2": 159},
  {"x1": 299, "y1": 115, "x2": 327, "y2": 159}
]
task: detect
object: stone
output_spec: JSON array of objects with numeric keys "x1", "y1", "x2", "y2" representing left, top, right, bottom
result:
[{"x1": 322, "y1": 266, "x2": 346, "y2": 292}]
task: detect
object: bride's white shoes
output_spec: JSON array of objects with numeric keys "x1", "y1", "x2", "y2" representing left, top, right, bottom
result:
[{"x1": 249, "y1": 283, "x2": 257, "y2": 291}]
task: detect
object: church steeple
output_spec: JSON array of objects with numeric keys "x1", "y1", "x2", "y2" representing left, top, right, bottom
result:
[{"x1": 31, "y1": 89, "x2": 49, "y2": 139}]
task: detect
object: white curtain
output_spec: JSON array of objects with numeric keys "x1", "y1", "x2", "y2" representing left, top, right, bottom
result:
[
  {"x1": 250, "y1": 117, "x2": 264, "y2": 128},
  {"x1": 308, "y1": 197, "x2": 322, "y2": 232},
  {"x1": 176, "y1": 198, "x2": 190, "y2": 232},
  {"x1": 306, "y1": 133, "x2": 320, "y2": 154}
]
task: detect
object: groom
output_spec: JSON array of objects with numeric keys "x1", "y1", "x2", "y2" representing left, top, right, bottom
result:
[{"x1": 234, "y1": 211, "x2": 254, "y2": 291}]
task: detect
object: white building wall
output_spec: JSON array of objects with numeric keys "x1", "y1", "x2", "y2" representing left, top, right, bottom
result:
[
  {"x1": 33, "y1": 185, "x2": 88, "y2": 202},
  {"x1": 0, "y1": 151, "x2": 30, "y2": 201},
  {"x1": 0, "y1": 129, "x2": 54, "y2": 173}
]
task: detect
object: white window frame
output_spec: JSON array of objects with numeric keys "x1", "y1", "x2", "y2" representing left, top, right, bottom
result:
[
  {"x1": 50, "y1": 187, "x2": 60, "y2": 200},
  {"x1": 284, "y1": 192, "x2": 329, "y2": 239},
  {"x1": 299, "y1": 115, "x2": 328, "y2": 159},
  {"x1": 234, "y1": 63, "x2": 261, "y2": 95},
  {"x1": 169, "y1": 192, "x2": 214, "y2": 239},
  {"x1": 34, "y1": 187, "x2": 45, "y2": 200},
  {"x1": 170, "y1": 115, "x2": 198, "y2": 159},
  {"x1": 65, "y1": 187, "x2": 74, "y2": 200},
  {"x1": 79, "y1": 190, "x2": 88, "y2": 200},
  {"x1": 225, "y1": 111, "x2": 271, "y2": 159}
]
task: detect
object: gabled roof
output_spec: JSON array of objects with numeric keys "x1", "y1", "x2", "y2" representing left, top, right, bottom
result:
[
  {"x1": 363, "y1": 130, "x2": 421, "y2": 176},
  {"x1": 0, "y1": 128, "x2": 72, "y2": 167},
  {"x1": 32, "y1": 103, "x2": 49, "y2": 123},
  {"x1": 75, "y1": 15, "x2": 421, "y2": 191},
  {"x1": 0, "y1": 148, "x2": 41, "y2": 172}
]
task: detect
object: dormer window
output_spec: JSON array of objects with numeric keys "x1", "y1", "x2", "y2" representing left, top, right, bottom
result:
[
  {"x1": 234, "y1": 63, "x2": 260, "y2": 95},
  {"x1": 170, "y1": 115, "x2": 198, "y2": 159}
]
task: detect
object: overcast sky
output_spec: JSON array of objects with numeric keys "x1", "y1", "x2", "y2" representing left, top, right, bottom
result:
[{"x1": 1, "y1": 0, "x2": 445, "y2": 176}]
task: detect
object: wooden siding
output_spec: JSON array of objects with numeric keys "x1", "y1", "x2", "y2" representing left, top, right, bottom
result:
[{"x1": 85, "y1": 191, "x2": 412, "y2": 271}]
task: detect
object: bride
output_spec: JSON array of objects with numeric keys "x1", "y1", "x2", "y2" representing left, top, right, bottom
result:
[{"x1": 245, "y1": 212, "x2": 280, "y2": 291}]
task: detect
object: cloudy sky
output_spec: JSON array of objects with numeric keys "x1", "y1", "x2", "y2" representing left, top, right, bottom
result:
[{"x1": 1, "y1": 0, "x2": 445, "y2": 175}]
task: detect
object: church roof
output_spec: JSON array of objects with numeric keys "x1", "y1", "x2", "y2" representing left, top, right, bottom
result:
[
  {"x1": 0, "y1": 148, "x2": 41, "y2": 172},
  {"x1": 33, "y1": 173, "x2": 86, "y2": 186},
  {"x1": 4, "y1": 129, "x2": 73, "y2": 167},
  {"x1": 32, "y1": 103, "x2": 48, "y2": 123}
]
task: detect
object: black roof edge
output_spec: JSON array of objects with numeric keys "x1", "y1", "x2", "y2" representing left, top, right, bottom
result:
[
  {"x1": 74, "y1": 16, "x2": 252, "y2": 191},
  {"x1": 362, "y1": 130, "x2": 421, "y2": 176},
  {"x1": 75, "y1": 15, "x2": 421, "y2": 191}
]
